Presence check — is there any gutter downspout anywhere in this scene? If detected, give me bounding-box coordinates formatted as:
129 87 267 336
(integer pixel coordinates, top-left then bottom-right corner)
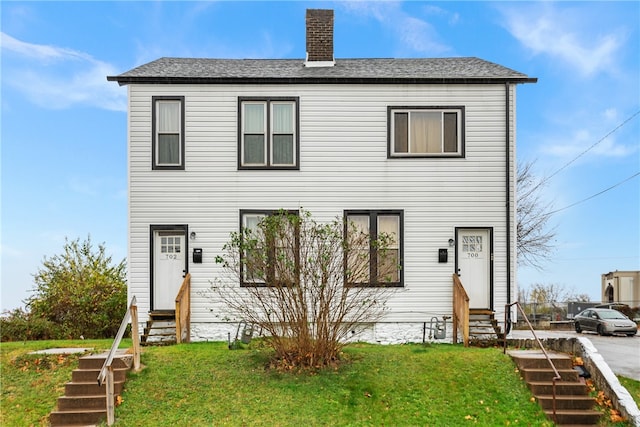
506 82 512 306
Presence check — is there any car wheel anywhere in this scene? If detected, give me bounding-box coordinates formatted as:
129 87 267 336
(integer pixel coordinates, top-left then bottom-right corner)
627 332 637 337
597 325 606 336
575 323 582 333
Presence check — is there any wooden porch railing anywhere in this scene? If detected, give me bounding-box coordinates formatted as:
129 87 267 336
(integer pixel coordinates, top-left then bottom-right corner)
97 296 140 426
452 274 470 347
175 273 191 344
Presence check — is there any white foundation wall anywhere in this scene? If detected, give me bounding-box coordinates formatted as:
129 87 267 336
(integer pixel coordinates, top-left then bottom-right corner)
148 321 457 345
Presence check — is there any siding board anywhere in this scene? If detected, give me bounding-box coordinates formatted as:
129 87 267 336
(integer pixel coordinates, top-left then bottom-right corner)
127 83 516 326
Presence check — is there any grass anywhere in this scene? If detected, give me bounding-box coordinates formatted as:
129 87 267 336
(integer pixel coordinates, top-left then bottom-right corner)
0 339 129 427
618 375 640 406
2 339 637 426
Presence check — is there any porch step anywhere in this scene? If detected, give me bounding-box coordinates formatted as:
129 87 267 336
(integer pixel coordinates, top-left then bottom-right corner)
142 310 177 346
49 350 132 427
468 310 505 345
508 350 601 426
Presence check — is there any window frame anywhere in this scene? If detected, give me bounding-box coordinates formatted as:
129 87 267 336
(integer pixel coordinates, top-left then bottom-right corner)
238 97 300 170
239 209 300 287
387 106 465 158
152 96 185 170
344 210 404 287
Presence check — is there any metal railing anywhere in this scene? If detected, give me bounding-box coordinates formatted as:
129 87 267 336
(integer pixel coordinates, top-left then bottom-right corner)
504 301 561 423
97 296 141 426
175 273 191 344
452 274 470 347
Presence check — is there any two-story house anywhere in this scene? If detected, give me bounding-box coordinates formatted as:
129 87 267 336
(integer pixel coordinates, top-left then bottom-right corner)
108 9 536 344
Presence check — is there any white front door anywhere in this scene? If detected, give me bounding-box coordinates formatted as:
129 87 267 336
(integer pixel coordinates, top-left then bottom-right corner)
153 230 186 310
456 228 491 309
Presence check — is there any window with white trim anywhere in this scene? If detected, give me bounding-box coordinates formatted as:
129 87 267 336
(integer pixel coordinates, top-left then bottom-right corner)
344 210 403 287
239 97 299 169
389 107 464 157
152 96 185 170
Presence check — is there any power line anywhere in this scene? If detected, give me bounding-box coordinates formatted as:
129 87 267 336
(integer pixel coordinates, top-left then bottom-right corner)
542 109 640 185
545 171 640 216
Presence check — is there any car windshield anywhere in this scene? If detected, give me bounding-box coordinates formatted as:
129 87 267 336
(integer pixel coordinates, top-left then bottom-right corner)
598 310 627 320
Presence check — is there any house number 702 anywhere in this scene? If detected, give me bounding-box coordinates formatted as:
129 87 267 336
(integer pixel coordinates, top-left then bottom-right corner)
165 254 177 260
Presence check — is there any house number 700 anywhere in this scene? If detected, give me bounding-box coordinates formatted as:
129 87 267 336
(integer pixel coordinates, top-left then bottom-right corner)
467 252 479 258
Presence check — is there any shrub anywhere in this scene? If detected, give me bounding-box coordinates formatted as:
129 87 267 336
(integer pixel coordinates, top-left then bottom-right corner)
211 210 398 370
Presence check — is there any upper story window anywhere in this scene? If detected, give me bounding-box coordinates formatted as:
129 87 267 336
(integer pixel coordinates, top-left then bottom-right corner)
344 210 403 287
388 106 464 158
239 97 299 170
152 96 185 170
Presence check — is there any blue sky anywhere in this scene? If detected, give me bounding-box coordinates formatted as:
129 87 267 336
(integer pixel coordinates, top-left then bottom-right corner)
1 1 638 312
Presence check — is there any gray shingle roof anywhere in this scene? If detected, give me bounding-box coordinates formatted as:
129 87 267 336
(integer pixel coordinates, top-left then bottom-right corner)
107 57 536 85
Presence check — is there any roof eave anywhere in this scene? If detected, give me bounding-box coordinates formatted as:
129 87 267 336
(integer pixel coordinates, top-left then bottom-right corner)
106 76 538 86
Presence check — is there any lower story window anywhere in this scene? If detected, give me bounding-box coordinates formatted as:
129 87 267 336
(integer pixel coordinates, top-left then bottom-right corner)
240 210 299 286
344 210 403 287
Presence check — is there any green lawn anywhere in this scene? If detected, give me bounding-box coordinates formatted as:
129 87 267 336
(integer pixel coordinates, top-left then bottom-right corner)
3 340 637 426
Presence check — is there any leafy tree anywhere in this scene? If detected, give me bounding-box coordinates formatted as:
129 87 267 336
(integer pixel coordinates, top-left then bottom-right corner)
517 161 557 269
26 236 127 339
211 210 397 370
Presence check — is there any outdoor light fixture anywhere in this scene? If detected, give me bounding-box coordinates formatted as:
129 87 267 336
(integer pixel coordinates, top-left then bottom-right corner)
190 231 196 240
448 238 455 247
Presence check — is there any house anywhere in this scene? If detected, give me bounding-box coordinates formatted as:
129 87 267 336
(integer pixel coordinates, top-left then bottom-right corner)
107 9 536 344
601 271 640 308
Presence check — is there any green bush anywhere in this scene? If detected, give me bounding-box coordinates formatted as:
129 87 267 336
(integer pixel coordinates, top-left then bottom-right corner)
23 236 127 340
0 308 61 341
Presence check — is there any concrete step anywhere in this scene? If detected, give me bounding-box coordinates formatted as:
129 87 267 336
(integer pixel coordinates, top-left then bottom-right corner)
56 395 107 411
508 350 574 370
64 380 124 397
527 381 589 396
72 367 128 383
78 352 132 370
544 409 601 425
521 368 580 382
534 394 596 410
49 408 106 426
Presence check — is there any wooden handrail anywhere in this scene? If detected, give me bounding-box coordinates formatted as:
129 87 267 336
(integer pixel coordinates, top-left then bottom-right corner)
452 274 470 347
175 273 191 344
504 301 561 423
97 295 140 426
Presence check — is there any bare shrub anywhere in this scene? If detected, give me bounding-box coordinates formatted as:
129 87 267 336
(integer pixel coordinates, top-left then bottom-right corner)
210 210 398 369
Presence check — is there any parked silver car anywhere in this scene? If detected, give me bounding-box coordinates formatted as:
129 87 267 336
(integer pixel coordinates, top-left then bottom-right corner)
574 308 638 336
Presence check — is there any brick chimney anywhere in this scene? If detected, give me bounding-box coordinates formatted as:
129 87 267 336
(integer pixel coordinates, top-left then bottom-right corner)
305 9 335 67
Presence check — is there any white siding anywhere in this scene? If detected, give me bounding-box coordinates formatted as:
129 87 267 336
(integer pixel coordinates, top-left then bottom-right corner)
127 83 517 333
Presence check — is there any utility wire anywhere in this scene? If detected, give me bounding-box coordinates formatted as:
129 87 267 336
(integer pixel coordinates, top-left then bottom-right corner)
545 171 640 216
541 109 640 186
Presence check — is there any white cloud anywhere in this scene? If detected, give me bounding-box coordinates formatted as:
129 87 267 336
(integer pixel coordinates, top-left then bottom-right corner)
1 32 127 111
498 4 625 77
340 1 451 55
